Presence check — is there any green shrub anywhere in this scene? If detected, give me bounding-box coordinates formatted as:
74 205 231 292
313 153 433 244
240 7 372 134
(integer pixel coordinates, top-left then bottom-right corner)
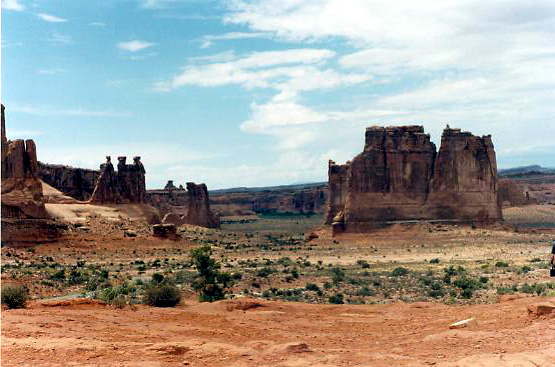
152 273 165 284
1 285 29 309
521 265 532 273
495 261 509 268
331 267 345 284
143 284 181 307
429 258 440 264
454 276 481 298
356 260 370 268
356 286 375 296
190 245 232 302
329 293 344 304
479 276 489 284
391 267 409 277
50 269 66 281
257 267 274 278
305 283 320 291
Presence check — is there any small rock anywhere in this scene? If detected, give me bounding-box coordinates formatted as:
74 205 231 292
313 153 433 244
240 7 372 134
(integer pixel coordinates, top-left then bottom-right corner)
526 302 555 316
449 318 475 329
124 230 137 238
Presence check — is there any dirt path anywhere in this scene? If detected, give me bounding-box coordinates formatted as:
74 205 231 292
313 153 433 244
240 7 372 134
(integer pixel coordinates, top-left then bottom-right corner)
2 296 554 367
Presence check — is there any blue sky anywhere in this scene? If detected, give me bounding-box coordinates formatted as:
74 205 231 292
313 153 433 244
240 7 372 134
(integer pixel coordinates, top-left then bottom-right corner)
2 0 554 189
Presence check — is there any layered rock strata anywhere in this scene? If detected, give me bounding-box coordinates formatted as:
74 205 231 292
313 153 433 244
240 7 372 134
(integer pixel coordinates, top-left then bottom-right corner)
90 156 146 204
329 125 502 233
38 163 100 201
183 182 220 228
1 104 60 243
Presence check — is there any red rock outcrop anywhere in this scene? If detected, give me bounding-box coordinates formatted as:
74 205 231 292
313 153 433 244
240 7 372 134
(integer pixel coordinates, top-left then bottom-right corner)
1 104 60 243
330 125 502 233
38 162 100 201
89 156 146 204
498 179 536 207
184 182 220 228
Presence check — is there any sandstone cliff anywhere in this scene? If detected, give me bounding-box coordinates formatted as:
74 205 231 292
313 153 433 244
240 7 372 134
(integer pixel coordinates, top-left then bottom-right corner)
183 182 220 228
330 125 502 233
90 156 146 204
38 162 100 201
1 104 60 243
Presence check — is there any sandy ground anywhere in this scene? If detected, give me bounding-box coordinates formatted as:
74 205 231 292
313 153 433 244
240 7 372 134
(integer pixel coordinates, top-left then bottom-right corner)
2 296 554 367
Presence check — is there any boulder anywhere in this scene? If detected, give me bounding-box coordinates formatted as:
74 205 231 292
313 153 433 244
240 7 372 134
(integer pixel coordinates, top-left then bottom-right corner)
162 212 184 226
527 302 555 316
152 223 179 240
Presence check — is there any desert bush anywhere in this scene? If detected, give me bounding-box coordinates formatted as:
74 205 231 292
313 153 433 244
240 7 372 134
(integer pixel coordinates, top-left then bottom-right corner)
329 293 344 304
1 285 29 309
357 260 370 268
151 273 165 284
356 286 376 297
50 269 66 281
190 245 232 302
143 284 181 307
391 267 409 277
331 267 345 284
454 276 481 298
257 267 274 278
429 258 440 264
521 265 532 273
305 283 320 291
495 261 509 268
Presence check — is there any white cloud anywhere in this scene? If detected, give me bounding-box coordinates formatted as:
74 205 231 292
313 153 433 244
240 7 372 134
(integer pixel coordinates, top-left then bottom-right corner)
200 31 272 48
37 13 67 23
46 33 72 45
37 68 67 75
155 48 364 92
139 0 179 9
2 0 25 11
90 22 106 27
117 40 156 52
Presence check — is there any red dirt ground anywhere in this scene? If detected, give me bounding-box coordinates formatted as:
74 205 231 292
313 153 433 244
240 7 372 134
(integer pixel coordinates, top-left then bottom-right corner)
2 295 554 367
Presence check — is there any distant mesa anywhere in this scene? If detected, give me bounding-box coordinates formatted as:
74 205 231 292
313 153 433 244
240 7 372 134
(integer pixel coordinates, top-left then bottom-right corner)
326 125 502 233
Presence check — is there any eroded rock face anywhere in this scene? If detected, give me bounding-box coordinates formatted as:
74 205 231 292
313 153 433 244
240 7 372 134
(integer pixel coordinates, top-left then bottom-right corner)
498 179 536 207
184 182 220 228
38 162 100 201
89 155 146 204
1 104 60 243
329 125 502 233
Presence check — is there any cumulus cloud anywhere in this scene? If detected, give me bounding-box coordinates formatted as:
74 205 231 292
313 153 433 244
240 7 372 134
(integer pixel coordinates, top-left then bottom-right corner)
220 0 555 165
117 40 156 52
37 13 67 23
3 0 25 11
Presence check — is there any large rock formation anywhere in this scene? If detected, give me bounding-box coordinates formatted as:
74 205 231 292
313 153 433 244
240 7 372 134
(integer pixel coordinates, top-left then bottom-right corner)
38 162 100 201
498 179 536 207
183 182 220 228
1 104 60 243
329 125 502 233
90 156 146 204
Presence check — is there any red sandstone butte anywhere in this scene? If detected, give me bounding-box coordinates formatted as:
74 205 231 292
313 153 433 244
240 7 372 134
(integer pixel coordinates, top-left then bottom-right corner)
328 125 502 233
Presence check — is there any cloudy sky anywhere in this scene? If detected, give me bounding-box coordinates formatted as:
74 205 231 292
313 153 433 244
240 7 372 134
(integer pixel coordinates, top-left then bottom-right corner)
2 0 554 189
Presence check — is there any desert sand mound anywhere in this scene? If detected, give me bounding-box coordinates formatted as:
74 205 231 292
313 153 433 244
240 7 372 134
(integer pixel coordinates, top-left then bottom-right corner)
41 182 79 204
2 296 554 367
